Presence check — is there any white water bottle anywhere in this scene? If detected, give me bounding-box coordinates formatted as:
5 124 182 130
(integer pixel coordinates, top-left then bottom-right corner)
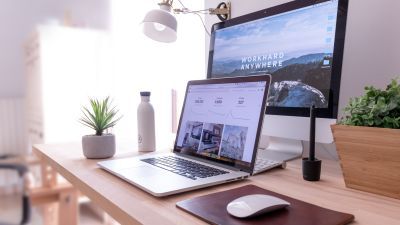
137 91 156 152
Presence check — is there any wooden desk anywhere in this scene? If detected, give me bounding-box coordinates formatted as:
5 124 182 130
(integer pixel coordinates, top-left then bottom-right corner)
33 143 400 225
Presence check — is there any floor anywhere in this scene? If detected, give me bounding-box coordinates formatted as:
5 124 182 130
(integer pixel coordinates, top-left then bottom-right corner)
0 194 116 225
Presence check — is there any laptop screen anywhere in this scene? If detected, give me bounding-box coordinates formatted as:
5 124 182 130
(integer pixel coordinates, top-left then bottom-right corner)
174 76 270 172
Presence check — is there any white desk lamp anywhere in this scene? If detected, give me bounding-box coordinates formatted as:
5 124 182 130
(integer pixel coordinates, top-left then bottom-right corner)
142 0 231 43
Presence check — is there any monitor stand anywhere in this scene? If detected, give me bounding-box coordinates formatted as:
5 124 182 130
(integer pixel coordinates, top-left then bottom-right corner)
257 135 303 162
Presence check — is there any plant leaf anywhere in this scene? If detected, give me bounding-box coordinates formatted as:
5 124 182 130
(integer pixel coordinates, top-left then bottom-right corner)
79 96 122 135
339 78 400 128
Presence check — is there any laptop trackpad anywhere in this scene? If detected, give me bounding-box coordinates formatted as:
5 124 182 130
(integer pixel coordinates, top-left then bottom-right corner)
118 165 191 194
118 165 164 178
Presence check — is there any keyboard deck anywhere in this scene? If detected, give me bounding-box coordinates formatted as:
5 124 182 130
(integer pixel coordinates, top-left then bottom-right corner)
141 156 228 180
253 158 281 173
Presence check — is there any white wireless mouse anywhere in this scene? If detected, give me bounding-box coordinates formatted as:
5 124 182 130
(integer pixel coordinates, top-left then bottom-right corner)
226 194 290 218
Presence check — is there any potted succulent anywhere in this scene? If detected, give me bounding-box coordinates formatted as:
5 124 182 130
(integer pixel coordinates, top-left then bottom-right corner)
331 78 400 199
80 97 122 159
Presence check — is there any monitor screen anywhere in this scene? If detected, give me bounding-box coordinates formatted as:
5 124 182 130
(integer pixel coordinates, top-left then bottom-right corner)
174 76 270 171
207 0 348 118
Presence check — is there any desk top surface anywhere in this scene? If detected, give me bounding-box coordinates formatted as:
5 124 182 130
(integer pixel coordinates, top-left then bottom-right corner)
33 143 400 225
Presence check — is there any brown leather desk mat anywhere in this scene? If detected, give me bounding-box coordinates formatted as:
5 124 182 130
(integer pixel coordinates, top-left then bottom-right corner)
176 185 354 225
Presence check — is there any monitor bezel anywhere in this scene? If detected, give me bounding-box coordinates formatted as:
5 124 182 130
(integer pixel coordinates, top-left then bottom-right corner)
173 75 271 174
207 0 349 119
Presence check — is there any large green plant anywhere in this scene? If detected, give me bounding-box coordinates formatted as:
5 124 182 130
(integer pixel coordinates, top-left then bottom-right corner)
80 97 122 135
340 79 400 128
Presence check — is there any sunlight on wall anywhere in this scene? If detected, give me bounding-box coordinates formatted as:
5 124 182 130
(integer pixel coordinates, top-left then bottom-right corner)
109 0 205 148
38 26 113 143
37 0 205 149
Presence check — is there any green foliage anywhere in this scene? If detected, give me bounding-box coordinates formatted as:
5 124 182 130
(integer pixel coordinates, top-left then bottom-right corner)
79 97 122 135
339 78 400 128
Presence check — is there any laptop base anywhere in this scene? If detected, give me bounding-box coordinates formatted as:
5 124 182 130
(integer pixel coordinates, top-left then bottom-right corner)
252 138 303 175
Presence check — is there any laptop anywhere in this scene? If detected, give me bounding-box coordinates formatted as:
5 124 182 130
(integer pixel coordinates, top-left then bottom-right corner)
98 75 282 197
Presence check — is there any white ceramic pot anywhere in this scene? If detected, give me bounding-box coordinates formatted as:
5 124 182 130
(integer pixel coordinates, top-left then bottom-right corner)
82 134 116 159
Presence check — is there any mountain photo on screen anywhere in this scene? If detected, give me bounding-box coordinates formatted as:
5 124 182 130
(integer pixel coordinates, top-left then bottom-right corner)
211 1 339 108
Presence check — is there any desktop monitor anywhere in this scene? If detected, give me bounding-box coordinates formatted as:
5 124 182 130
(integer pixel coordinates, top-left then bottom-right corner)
207 0 348 156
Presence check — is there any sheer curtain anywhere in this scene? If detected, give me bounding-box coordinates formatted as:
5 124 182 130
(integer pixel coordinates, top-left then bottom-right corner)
37 0 205 149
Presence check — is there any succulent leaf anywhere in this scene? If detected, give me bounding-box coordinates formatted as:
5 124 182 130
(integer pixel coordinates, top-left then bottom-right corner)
79 97 122 135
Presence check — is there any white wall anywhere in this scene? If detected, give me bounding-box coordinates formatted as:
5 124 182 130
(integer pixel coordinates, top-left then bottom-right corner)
0 0 110 97
1 0 205 151
110 0 205 149
339 0 400 113
205 0 400 116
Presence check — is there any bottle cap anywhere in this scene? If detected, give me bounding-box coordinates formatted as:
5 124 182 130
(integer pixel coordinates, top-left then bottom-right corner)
140 91 151 97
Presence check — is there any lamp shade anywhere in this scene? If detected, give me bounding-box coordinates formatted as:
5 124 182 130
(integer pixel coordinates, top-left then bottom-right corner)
142 7 177 43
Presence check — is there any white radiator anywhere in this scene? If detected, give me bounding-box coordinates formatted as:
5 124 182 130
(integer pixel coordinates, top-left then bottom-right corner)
0 98 28 193
0 97 28 155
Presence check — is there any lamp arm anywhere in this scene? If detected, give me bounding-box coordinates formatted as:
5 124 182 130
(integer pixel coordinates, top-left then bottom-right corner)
209 8 229 15
159 0 174 7
173 1 231 21
174 8 208 14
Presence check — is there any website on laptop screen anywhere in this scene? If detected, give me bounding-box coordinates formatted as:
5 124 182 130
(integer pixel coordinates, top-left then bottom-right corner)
175 81 267 167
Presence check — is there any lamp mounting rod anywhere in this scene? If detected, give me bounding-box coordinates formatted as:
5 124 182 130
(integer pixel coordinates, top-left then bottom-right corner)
158 0 174 6
172 1 231 22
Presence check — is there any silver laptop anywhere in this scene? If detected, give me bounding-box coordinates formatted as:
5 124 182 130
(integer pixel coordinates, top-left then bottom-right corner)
98 75 282 197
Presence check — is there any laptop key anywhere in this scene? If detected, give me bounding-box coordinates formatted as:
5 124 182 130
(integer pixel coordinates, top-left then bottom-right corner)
153 163 174 171
141 156 229 179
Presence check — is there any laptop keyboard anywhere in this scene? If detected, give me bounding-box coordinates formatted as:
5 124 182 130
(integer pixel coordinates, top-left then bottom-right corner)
141 156 229 180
